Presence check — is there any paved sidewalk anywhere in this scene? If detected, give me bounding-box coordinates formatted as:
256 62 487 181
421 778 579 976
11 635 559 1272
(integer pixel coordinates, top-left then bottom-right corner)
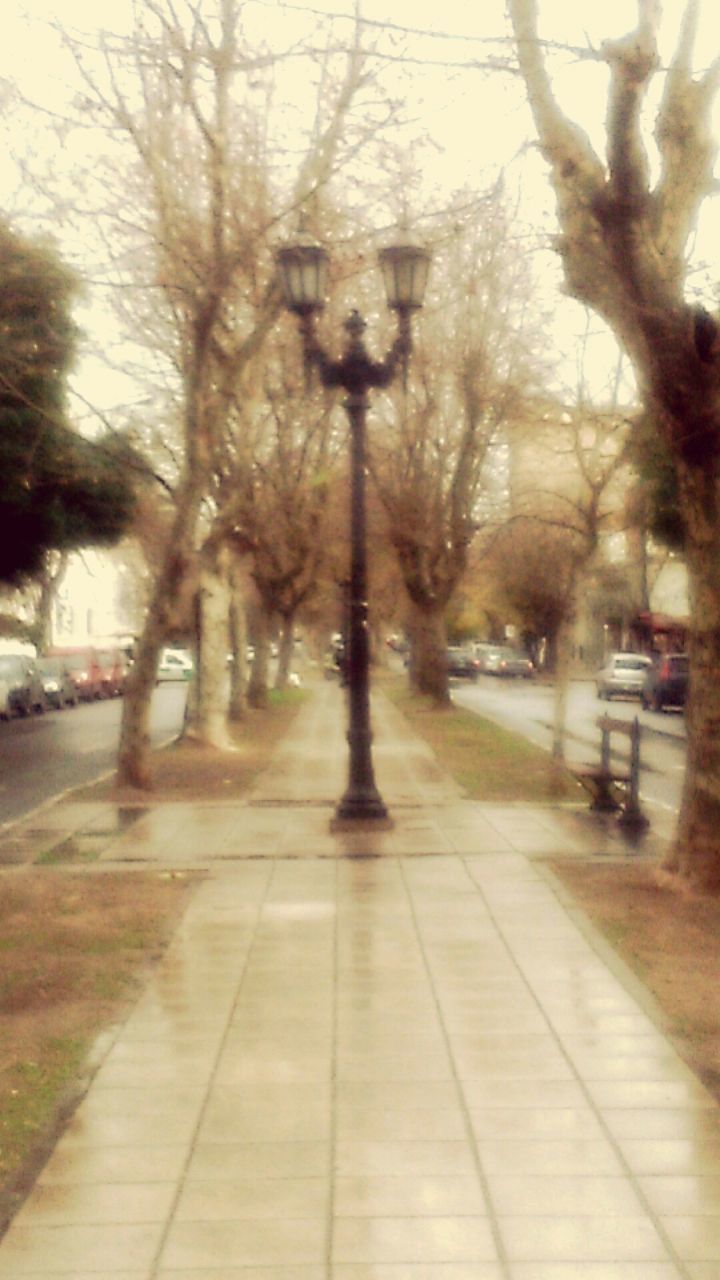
2 683 719 1277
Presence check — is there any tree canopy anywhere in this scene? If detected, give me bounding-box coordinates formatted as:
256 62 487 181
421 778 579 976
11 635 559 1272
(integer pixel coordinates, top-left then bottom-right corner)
0 221 134 585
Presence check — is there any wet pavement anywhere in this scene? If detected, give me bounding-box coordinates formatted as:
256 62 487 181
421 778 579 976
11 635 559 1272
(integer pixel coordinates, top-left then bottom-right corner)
2 682 719 1278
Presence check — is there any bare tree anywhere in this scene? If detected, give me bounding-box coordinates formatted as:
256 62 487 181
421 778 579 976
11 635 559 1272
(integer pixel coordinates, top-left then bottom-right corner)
507 397 634 755
55 0 378 783
508 0 720 890
372 196 543 703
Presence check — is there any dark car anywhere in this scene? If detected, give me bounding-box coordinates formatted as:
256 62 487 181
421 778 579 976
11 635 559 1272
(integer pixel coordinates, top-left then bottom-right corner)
0 654 47 716
37 657 79 709
446 647 480 680
641 652 689 711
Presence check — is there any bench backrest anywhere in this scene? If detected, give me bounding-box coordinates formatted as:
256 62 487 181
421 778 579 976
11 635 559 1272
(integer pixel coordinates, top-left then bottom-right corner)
596 714 639 737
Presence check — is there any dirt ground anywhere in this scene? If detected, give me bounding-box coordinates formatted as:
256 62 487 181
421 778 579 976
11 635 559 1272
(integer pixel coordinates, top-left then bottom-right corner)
548 858 720 1102
0 870 195 1228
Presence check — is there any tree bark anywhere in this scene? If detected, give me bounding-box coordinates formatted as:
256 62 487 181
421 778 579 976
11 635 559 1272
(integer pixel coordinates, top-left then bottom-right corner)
227 562 248 723
191 541 232 748
118 480 204 787
275 612 295 690
407 601 450 705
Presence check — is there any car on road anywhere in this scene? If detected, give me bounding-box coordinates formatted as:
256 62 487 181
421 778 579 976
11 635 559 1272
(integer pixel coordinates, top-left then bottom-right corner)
482 646 534 678
446 647 480 680
37 657 79 709
641 652 689 712
0 654 47 716
596 651 652 700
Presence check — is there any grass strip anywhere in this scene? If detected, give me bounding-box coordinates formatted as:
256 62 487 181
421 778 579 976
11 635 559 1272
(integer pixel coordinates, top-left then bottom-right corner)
385 678 584 803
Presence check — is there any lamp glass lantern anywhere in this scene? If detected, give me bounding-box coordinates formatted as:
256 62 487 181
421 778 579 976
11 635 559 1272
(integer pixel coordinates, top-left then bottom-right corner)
276 239 329 314
378 242 431 310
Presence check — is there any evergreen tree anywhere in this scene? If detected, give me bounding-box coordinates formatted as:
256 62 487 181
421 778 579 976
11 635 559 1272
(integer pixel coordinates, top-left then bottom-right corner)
0 220 133 584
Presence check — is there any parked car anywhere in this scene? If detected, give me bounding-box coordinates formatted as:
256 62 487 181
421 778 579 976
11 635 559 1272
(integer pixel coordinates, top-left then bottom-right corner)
37 656 78 709
641 652 689 711
45 647 104 701
596 651 652 700
0 654 47 716
157 647 194 681
446 647 480 680
482 646 534 678
472 642 500 670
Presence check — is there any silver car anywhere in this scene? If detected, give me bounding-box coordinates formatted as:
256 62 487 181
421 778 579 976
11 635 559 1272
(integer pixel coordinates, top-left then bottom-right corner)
596 652 652 700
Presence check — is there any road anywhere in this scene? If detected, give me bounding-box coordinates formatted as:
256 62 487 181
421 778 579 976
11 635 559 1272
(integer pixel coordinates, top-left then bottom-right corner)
452 675 687 836
0 683 188 829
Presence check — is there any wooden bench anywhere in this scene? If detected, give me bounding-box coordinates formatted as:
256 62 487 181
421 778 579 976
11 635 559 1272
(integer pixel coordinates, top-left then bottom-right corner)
572 714 648 831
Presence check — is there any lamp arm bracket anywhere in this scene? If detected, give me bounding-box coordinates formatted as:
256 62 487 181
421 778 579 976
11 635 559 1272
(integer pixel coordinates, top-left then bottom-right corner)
298 312 343 388
370 308 412 390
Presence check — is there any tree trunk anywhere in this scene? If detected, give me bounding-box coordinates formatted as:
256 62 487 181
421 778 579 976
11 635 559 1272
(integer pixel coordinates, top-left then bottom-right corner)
663 501 720 890
118 482 203 787
33 552 68 652
407 601 450 705
227 563 248 723
190 541 231 748
247 600 271 709
274 613 295 690
551 614 574 762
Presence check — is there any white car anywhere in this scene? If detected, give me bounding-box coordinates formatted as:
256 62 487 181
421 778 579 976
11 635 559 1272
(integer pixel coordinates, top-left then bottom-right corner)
157 648 194 681
596 652 652 700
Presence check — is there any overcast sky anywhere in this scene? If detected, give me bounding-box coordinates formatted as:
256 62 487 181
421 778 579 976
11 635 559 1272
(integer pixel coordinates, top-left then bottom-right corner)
1 0 718 409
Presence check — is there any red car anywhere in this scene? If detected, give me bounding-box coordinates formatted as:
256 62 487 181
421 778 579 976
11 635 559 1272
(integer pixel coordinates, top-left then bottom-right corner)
45 647 103 701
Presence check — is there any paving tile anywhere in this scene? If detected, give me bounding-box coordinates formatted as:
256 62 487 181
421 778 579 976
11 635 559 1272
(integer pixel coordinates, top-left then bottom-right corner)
508 1266 686 1279
334 1141 477 1177
468 1107 605 1140
0 1223 162 1274
175 1176 328 1220
12 1182 176 1225
602 1108 720 1141
186 1141 330 1180
197 1095 331 1143
332 1216 498 1264
38 1144 190 1185
638 1175 720 1216
159 1219 326 1268
332 1268 504 1280
498 1215 671 1262
617 1138 720 1175
336 1107 467 1142
157 1270 326 1280
478 1139 625 1177
334 1175 488 1217
0 1274 152 1280
587 1079 716 1109
488 1174 645 1216
659 1214 720 1260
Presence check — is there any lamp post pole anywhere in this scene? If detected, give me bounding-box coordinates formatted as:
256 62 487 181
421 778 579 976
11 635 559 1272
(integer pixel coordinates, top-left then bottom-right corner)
277 239 429 824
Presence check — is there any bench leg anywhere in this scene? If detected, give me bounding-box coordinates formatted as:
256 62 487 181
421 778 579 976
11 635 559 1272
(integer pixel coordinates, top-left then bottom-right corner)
589 779 621 813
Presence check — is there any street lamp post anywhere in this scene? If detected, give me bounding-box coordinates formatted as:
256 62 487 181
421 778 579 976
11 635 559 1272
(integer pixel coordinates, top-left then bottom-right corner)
277 235 430 823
